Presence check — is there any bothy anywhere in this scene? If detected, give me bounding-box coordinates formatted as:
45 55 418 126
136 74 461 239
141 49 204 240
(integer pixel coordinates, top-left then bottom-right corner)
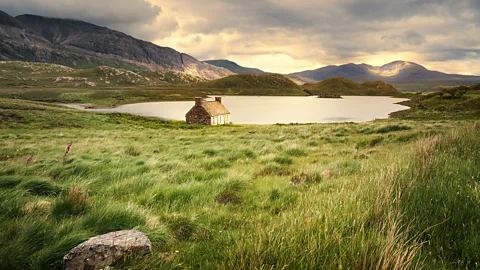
186 97 231 125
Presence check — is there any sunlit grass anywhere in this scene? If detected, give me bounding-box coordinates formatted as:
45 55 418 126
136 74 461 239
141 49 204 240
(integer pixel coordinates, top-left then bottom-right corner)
0 98 478 269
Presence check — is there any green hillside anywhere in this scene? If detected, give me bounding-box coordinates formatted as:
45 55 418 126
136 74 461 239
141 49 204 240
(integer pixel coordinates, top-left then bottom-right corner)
360 81 399 94
0 61 205 88
392 88 480 119
303 77 399 96
192 73 300 90
204 60 264 74
185 73 307 96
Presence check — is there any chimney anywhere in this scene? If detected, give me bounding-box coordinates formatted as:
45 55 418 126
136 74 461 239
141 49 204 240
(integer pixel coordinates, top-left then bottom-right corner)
215 97 222 103
195 97 203 106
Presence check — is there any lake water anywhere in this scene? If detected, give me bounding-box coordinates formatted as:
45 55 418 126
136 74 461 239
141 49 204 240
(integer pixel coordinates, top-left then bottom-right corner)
64 96 409 124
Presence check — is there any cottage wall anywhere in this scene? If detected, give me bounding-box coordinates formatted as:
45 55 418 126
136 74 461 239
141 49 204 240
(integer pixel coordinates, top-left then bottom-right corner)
186 106 212 125
209 114 231 125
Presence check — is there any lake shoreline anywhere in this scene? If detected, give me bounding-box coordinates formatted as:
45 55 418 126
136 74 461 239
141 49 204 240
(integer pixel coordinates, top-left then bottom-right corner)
61 95 410 125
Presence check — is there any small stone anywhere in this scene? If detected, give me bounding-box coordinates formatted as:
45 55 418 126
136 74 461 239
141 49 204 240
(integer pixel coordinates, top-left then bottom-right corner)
63 230 152 270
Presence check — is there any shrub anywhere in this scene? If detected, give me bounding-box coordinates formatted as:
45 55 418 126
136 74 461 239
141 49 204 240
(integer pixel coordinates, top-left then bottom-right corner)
202 149 219 157
52 185 88 218
375 125 412 134
0 175 24 189
167 216 197 241
307 141 319 147
285 148 308 157
215 190 242 205
166 189 193 208
259 163 293 177
337 161 361 175
356 137 384 149
82 206 145 234
125 145 141 156
273 156 293 165
290 172 322 185
202 158 231 170
268 189 281 201
227 149 257 161
174 169 227 183
19 178 63 196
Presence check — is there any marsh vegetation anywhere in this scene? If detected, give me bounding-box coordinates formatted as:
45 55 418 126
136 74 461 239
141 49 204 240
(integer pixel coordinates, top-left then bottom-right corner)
1 98 479 269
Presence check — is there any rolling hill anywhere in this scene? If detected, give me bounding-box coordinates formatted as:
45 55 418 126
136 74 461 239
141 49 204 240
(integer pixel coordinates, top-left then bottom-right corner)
303 77 399 96
204 60 265 74
291 61 480 91
0 61 205 88
0 10 232 80
192 73 300 90
187 73 307 96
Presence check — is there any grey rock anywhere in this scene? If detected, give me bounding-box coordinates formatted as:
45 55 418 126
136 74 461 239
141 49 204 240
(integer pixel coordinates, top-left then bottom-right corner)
63 230 152 270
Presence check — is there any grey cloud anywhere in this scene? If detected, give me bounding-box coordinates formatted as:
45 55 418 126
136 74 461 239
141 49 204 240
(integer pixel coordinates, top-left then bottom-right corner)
174 0 480 64
425 49 480 61
0 0 177 40
1 0 480 70
382 30 426 46
1 0 161 25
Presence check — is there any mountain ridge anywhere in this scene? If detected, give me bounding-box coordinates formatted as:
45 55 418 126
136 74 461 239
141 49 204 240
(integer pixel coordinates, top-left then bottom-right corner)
0 10 233 80
203 59 265 74
290 61 480 86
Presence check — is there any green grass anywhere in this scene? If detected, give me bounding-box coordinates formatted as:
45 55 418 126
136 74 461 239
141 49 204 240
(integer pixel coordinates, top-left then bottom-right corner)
392 90 480 120
0 61 204 89
0 98 479 269
303 77 400 96
0 62 307 108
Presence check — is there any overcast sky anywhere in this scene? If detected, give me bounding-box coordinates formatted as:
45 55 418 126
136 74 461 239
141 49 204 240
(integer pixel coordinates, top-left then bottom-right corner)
2 0 480 74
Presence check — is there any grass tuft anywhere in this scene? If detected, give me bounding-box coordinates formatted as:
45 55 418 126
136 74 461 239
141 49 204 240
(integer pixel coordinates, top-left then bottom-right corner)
125 145 141 157
19 178 63 196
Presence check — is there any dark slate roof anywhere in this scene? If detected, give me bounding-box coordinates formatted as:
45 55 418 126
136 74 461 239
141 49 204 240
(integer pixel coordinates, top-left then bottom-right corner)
201 101 230 116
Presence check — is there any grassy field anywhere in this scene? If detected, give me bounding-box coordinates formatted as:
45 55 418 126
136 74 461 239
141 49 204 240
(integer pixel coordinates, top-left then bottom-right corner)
0 86 308 108
1 98 479 269
392 90 480 120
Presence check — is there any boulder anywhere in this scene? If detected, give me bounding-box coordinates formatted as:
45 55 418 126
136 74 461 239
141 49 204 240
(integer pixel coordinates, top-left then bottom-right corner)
63 230 151 270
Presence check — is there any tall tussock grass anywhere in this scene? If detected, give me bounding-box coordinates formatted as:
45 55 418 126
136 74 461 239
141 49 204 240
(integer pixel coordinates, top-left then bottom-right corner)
222 122 479 269
395 122 480 268
2 101 479 269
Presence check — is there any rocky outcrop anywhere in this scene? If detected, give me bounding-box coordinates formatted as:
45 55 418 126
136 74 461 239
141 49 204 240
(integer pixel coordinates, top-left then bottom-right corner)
63 230 152 270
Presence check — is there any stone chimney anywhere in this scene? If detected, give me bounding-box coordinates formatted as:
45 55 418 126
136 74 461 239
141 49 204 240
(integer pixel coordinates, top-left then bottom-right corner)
215 97 222 103
195 97 203 106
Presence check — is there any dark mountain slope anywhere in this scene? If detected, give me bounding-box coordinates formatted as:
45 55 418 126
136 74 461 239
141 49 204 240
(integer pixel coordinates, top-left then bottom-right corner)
0 10 232 79
204 59 265 74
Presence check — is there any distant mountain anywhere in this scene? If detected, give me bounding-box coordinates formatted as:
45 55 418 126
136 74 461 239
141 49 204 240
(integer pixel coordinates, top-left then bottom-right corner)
303 77 399 96
291 61 480 89
0 10 233 80
204 59 265 74
286 74 319 85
